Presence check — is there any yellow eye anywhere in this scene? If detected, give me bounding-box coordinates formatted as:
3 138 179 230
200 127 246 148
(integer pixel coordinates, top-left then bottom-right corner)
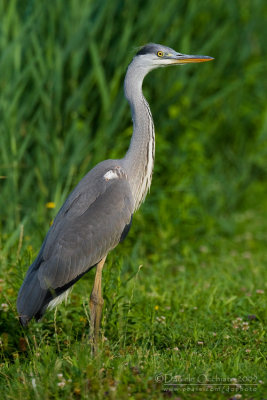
157 51 164 57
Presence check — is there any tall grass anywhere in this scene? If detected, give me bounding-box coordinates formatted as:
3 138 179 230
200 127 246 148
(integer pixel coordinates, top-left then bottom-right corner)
1 0 267 243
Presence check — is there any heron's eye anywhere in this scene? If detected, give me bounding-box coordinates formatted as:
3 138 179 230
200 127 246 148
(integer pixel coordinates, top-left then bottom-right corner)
157 51 164 57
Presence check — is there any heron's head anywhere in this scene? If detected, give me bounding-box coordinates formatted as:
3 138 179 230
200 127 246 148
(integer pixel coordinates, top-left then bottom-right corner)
134 43 213 70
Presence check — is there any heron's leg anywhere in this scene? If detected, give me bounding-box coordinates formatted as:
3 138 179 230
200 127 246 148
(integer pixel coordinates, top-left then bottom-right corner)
89 256 106 352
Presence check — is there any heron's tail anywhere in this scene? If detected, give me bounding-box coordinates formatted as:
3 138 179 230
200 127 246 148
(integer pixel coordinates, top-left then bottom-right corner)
17 267 48 327
17 258 96 326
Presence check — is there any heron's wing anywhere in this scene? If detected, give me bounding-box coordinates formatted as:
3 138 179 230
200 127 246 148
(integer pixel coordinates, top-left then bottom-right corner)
38 171 133 290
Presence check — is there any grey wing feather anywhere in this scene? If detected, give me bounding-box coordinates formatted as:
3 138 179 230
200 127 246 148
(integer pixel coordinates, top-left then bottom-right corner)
17 160 134 323
39 176 133 289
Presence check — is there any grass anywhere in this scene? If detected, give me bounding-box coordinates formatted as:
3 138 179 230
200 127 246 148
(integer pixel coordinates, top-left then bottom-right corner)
1 206 267 399
1 0 267 399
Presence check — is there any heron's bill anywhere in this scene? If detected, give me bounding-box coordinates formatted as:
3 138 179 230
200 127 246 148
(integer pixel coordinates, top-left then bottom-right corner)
171 55 214 64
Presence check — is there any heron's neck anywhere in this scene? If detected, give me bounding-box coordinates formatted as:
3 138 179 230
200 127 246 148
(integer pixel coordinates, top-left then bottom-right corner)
122 62 155 210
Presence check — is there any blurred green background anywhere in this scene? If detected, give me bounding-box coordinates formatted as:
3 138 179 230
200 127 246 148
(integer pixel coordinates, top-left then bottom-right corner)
1 0 267 247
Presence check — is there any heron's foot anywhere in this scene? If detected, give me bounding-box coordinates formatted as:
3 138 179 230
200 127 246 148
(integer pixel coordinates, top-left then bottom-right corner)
89 292 104 353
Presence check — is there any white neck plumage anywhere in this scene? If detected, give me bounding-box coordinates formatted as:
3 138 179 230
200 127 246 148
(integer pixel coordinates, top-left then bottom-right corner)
122 60 155 210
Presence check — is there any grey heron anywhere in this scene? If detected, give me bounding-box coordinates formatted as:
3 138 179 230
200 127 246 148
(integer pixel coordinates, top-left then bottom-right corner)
17 43 213 347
